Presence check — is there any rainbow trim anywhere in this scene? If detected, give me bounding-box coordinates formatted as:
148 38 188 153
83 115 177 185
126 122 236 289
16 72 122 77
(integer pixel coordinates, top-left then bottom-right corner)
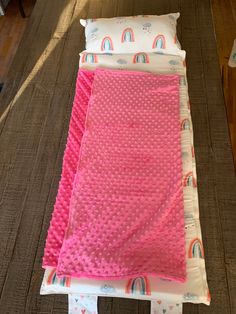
174 34 177 44
207 289 211 302
101 36 114 51
191 146 195 158
183 171 197 187
188 238 204 258
152 35 166 49
121 28 135 42
47 269 71 287
181 118 191 130
133 52 150 64
125 276 151 295
81 53 98 63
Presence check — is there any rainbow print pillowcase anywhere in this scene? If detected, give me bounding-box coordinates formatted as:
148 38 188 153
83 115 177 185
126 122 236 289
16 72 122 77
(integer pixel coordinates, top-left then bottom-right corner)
80 13 183 56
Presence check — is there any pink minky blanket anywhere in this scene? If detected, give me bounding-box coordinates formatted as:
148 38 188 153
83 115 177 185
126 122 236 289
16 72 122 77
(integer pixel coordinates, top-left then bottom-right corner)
43 69 186 282
43 70 94 267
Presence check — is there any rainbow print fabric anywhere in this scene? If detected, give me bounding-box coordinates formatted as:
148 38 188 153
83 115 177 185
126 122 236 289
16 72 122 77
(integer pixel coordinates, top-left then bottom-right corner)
121 27 135 42
67 294 183 314
125 276 151 296
101 36 114 51
80 13 183 56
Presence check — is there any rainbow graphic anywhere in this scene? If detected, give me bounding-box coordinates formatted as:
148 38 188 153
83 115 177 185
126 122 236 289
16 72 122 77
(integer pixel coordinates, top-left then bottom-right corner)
191 146 195 158
133 52 150 63
183 171 197 187
81 53 98 63
125 276 151 295
101 36 114 51
207 289 211 302
121 28 135 42
152 35 166 49
47 269 71 287
174 34 177 44
181 118 191 130
188 238 204 258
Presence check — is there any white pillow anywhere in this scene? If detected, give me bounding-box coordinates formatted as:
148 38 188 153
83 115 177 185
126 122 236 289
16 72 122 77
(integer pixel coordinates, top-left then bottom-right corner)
80 13 181 55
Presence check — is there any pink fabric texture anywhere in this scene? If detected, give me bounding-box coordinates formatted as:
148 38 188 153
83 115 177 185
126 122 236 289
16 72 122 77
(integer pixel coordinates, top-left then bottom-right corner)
43 69 186 282
43 70 94 267
48 68 186 282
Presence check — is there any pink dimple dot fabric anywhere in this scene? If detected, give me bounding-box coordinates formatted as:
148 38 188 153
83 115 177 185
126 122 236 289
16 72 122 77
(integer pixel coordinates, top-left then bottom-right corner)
43 70 94 267
55 69 186 282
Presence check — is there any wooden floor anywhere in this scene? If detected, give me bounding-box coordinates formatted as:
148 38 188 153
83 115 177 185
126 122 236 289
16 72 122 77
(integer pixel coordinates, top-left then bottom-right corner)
0 0 35 83
0 0 236 313
211 0 236 167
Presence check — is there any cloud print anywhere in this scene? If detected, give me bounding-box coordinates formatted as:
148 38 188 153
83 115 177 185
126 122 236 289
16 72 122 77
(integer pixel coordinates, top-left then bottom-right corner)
143 22 152 28
91 27 98 33
117 59 128 64
169 59 179 65
100 284 115 293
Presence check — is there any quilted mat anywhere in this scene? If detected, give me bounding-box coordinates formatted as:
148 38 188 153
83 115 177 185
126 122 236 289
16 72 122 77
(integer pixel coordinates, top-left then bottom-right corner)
43 69 186 282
